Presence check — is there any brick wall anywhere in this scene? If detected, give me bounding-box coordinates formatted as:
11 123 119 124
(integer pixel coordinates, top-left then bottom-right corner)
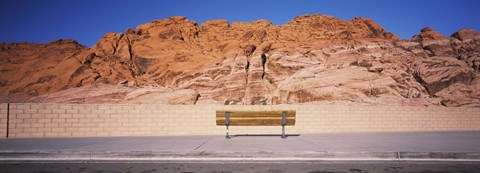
0 103 479 138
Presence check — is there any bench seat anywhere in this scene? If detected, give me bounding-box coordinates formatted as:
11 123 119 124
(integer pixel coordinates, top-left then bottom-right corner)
216 110 296 139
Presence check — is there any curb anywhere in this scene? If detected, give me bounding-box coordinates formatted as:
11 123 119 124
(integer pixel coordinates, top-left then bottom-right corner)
1 151 480 162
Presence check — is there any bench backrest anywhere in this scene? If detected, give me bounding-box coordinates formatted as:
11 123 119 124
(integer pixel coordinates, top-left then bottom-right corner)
216 110 296 126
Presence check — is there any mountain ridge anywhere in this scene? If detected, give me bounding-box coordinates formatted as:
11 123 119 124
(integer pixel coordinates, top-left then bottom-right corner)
1 14 479 106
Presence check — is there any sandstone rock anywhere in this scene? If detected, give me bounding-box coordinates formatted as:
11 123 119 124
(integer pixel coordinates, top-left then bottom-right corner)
413 56 474 95
29 84 135 104
451 34 480 72
414 27 446 41
395 41 428 57
123 89 199 104
451 29 479 41
368 61 384 73
2 15 480 106
434 77 480 107
412 27 455 57
0 40 95 102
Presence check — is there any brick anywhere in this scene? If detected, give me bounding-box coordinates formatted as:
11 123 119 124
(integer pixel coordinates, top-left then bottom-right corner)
10 109 24 114
114 105 126 111
31 124 45 128
140 109 152 114
98 114 111 119
24 109 38 114
134 114 147 118
91 127 103 132
58 105 72 110
116 118 128 123
15 123 31 128
37 128 51 133
128 118 140 123
72 105 86 110
79 119 92 123
15 104 31 109
9 128 24 133
31 114 45 119
92 110 104 114
51 128 65 133
64 127 78 132
66 109 78 114
66 119 79 123
10 119 23 124
44 104 59 109
98 123 110 127
83 104 97 110
38 119 52 123
152 110 164 114
38 109 52 114
15 114 31 119
30 104 45 110
45 114 59 119
85 114 99 119
24 118 37 123
71 123 84 128
104 118 117 123
29 133 44 137
79 109 92 114
52 119 66 123
135 105 148 110
122 105 135 110
104 109 117 114
72 114 86 119
116 109 129 114
15 133 33 137
45 123 59 128
78 127 91 132
51 109 65 114
59 114 72 119
92 118 105 123
128 109 141 114
59 123 73 128
98 105 111 110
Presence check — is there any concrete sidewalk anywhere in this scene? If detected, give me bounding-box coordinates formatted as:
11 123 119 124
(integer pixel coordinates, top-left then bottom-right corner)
1 131 480 161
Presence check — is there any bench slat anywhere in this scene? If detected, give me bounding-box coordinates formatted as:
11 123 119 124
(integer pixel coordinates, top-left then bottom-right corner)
216 119 295 126
216 110 295 117
215 110 296 126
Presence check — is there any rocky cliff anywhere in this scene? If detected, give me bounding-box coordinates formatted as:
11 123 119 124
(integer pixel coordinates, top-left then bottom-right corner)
1 14 479 106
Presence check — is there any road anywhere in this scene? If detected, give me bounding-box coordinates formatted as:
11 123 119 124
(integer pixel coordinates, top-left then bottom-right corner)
1 161 480 173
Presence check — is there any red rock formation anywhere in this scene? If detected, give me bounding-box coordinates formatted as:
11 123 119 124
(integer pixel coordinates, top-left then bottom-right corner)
1 14 479 106
0 39 97 102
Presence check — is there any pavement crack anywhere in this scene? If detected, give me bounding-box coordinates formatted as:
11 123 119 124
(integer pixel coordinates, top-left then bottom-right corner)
67 138 121 150
194 138 211 150
297 136 324 149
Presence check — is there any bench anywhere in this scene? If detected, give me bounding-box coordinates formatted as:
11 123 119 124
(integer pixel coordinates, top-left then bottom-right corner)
216 110 296 139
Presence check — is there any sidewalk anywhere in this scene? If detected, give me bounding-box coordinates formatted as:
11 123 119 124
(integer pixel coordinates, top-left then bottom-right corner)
1 131 480 161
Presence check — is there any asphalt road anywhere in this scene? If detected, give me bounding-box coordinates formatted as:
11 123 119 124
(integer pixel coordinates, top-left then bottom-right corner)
1 161 480 173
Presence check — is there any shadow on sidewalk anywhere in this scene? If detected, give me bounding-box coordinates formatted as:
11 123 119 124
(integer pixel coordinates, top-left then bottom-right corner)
227 134 301 139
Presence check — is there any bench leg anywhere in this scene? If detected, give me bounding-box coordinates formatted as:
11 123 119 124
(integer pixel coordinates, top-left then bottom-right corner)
281 111 287 139
226 125 230 139
225 111 230 139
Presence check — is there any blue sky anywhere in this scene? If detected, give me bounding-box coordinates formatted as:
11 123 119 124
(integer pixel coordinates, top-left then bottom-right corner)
1 0 479 47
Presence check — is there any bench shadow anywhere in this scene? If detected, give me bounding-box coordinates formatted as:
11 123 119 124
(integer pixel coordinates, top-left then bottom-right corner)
228 134 301 139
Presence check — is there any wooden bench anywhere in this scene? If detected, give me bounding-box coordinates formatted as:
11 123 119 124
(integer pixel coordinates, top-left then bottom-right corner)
216 110 296 139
